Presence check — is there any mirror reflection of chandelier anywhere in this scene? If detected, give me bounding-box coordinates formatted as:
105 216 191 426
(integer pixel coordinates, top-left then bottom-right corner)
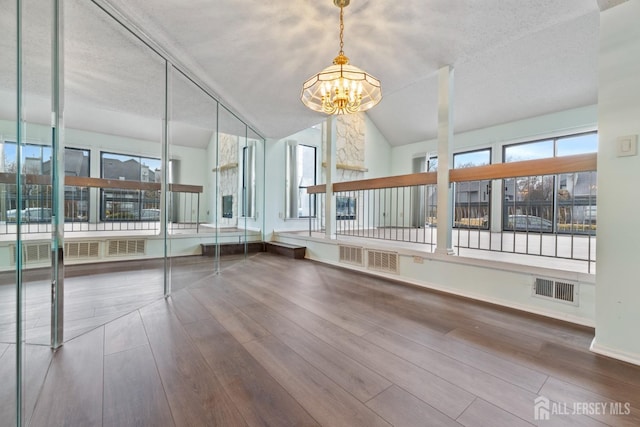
301 0 382 115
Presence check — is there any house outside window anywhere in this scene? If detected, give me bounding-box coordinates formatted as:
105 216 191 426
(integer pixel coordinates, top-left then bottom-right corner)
453 148 491 229
100 152 161 221
502 132 597 234
1 142 89 222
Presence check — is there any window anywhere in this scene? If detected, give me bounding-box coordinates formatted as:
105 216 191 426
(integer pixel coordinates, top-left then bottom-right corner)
427 154 438 172
453 148 491 229
502 132 597 234
61 148 91 221
556 133 598 157
336 196 356 220
0 142 90 222
241 144 255 217
1 142 52 221
285 143 317 218
100 152 161 221
503 140 554 163
453 149 490 168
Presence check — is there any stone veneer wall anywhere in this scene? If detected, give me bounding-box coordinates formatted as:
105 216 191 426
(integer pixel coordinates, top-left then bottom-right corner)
335 113 365 182
332 114 366 227
218 133 238 226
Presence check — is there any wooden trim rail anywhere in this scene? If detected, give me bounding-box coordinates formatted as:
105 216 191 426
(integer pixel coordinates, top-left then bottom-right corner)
334 172 438 192
306 172 437 194
307 184 327 194
0 173 203 193
306 153 597 194
449 153 597 183
0 172 51 186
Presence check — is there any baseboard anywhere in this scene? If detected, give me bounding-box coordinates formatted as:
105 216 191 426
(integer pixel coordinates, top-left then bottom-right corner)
590 338 640 366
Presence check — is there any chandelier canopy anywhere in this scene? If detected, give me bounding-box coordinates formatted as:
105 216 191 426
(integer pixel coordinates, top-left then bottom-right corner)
301 0 382 115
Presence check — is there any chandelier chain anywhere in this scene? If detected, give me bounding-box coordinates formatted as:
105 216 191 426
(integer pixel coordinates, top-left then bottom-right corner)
339 6 344 56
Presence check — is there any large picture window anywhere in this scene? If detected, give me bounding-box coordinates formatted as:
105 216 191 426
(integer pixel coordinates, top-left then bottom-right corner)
59 148 91 221
0 142 89 222
502 132 597 234
100 152 161 221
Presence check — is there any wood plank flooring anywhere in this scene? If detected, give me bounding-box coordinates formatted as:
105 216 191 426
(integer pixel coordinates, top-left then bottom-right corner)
5 253 640 426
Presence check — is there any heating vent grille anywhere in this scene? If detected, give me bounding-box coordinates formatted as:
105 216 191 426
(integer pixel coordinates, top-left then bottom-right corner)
534 277 578 305
367 250 398 273
10 243 51 265
554 281 576 303
107 239 145 256
65 241 100 259
339 245 363 265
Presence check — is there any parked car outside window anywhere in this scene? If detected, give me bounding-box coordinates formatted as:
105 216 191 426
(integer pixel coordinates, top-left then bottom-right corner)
141 208 160 221
507 214 553 232
5 207 52 223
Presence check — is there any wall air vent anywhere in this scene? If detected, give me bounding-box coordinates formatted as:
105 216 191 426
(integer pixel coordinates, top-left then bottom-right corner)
10 243 51 265
533 277 578 305
367 250 398 274
107 239 146 257
65 241 100 260
339 245 363 266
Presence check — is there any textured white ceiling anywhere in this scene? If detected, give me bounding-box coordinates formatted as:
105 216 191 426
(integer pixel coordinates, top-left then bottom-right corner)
101 0 601 146
1 0 603 147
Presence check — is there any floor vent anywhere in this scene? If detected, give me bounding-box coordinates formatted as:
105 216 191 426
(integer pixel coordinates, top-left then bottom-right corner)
533 277 578 305
367 250 398 273
107 239 146 257
10 243 51 265
65 241 100 260
339 245 363 265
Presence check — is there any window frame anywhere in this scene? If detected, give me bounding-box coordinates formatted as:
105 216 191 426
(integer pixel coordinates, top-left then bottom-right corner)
285 143 317 219
501 131 598 234
99 151 162 221
453 148 492 230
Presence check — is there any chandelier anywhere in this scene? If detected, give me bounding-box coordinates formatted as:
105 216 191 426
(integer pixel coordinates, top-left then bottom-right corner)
301 0 382 115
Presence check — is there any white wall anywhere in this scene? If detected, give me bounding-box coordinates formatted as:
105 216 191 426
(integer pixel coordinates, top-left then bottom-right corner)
364 114 392 178
263 126 323 240
593 0 640 365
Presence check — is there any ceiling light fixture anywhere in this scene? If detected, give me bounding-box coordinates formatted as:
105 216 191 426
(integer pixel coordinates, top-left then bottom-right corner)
301 0 382 115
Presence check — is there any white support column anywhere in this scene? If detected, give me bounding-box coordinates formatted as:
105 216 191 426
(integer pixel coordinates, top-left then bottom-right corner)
324 117 337 239
592 0 640 366
435 65 455 255
490 147 502 233
162 61 172 295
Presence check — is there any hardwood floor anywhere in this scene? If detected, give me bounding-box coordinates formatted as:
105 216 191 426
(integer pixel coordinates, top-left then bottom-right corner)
5 253 640 426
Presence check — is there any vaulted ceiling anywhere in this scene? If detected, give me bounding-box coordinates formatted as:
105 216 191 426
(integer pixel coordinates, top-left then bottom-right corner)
1 1 604 147
103 0 601 146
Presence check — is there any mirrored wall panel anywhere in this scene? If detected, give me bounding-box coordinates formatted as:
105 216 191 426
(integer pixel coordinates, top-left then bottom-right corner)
62 0 167 340
0 0 19 422
0 1 265 423
168 66 218 288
